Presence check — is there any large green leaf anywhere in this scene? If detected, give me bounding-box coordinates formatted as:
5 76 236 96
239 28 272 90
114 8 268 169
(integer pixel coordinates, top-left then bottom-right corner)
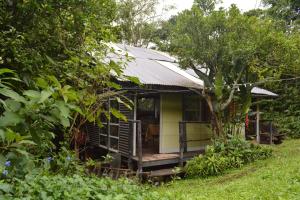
23 90 41 100
47 75 61 89
0 68 14 76
0 88 26 103
56 101 70 118
106 82 122 90
60 86 78 102
59 116 70 127
126 76 141 85
36 77 49 89
0 182 13 193
67 104 83 115
110 108 127 122
4 99 21 112
0 111 22 127
4 129 17 143
0 129 5 141
116 97 132 110
39 90 53 103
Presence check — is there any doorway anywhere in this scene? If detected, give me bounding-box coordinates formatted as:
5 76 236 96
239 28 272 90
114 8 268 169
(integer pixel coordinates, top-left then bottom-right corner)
137 94 160 154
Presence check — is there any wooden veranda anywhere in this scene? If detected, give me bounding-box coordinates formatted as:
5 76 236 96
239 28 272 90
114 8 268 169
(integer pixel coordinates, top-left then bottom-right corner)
126 120 209 174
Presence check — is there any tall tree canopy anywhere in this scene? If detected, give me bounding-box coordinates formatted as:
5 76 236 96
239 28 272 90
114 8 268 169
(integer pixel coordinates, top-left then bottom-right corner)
0 0 118 86
116 0 174 47
0 0 129 159
169 4 299 138
263 0 300 27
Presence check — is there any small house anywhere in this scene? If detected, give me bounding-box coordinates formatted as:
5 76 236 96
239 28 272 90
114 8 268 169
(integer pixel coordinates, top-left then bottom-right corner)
85 44 277 172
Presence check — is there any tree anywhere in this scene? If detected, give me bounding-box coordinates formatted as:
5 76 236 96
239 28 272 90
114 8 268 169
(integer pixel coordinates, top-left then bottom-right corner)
0 0 129 158
169 4 298 139
263 0 300 24
116 0 174 47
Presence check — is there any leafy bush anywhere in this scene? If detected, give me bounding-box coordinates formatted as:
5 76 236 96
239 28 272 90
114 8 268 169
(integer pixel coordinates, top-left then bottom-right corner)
0 174 163 200
185 137 272 178
39 146 84 176
273 115 300 139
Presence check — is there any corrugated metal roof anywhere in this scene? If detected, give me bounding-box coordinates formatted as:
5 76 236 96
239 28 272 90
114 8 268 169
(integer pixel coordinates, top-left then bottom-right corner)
251 87 278 97
112 44 277 96
115 44 203 89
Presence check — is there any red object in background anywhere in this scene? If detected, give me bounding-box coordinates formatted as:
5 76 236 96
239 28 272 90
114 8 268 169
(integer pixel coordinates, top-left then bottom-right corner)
245 113 249 129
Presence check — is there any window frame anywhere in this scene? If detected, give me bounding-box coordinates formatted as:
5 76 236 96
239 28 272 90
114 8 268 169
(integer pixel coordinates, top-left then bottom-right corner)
182 94 207 122
99 98 120 152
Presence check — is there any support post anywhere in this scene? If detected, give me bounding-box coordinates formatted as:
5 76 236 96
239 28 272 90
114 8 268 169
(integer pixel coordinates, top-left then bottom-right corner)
179 122 184 167
256 105 260 144
133 94 137 156
183 123 187 153
137 120 143 175
270 121 273 145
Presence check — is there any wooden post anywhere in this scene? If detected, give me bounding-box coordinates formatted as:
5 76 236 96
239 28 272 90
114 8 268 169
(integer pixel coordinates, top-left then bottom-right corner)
270 121 273 145
137 120 143 174
179 122 184 167
107 99 111 150
183 123 187 153
133 94 137 156
256 104 260 144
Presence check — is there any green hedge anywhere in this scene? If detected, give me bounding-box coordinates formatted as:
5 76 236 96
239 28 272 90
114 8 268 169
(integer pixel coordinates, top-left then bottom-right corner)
185 137 272 178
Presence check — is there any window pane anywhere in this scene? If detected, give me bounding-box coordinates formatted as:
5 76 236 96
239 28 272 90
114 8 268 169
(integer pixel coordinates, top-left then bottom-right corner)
99 102 108 122
110 125 119 137
110 100 119 123
184 96 200 110
100 112 108 123
100 135 108 146
110 138 118 150
184 111 200 121
183 94 201 121
100 125 108 136
138 98 154 112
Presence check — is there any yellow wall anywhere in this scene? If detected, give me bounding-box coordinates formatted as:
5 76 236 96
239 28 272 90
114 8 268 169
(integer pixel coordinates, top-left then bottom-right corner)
160 93 212 153
160 93 182 153
186 123 212 150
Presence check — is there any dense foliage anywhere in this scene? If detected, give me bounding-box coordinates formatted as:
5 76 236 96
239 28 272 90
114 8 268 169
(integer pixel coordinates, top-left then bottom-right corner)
0 0 299 199
0 175 162 200
185 136 272 177
0 0 129 172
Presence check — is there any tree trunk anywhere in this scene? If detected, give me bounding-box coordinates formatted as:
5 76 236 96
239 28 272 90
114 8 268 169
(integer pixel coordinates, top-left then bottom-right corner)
204 95 224 139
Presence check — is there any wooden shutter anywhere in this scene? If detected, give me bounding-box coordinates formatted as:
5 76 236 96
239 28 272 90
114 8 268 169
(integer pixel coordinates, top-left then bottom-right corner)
85 122 100 147
119 95 134 157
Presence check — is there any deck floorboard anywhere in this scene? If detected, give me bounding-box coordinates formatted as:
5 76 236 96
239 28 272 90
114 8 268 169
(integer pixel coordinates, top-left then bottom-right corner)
132 150 204 163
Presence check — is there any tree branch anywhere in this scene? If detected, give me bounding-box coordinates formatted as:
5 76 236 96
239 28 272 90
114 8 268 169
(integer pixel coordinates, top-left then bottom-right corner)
191 65 213 88
220 66 246 110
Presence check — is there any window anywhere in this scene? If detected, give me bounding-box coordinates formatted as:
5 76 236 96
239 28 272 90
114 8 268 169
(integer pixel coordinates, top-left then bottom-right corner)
183 95 210 122
183 95 201 121
99 99 119 152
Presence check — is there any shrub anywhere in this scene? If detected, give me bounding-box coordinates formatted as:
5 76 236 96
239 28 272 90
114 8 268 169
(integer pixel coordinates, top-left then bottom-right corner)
185 136 272 178
39 146 84 176
0 174 163 200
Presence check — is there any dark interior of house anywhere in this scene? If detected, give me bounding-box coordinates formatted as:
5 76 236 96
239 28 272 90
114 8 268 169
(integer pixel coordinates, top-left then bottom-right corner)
137 94 160 154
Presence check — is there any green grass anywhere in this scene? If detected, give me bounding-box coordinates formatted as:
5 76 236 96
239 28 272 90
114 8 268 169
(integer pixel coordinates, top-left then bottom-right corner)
154 139 300 200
